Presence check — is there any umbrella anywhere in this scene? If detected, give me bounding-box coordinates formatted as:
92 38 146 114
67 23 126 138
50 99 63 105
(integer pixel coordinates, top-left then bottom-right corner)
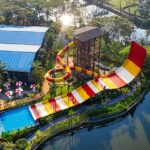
15 87 23 96
16 81 23 87
3 83 10 90
30 84 36 92
5 91 13 99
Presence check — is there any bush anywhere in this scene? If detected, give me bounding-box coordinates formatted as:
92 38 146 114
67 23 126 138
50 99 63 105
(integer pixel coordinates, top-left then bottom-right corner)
2 142 15 150
15 138 28 150
2 132 12 142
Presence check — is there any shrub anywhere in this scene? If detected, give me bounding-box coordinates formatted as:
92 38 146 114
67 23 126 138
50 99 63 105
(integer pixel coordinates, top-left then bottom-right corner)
15 138 28 150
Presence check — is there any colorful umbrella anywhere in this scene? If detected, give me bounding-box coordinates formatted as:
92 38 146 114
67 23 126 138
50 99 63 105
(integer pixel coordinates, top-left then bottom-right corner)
3 83 10 90
16 81 23 87
15 87 23 96
5 91 13 99
30 84 36 92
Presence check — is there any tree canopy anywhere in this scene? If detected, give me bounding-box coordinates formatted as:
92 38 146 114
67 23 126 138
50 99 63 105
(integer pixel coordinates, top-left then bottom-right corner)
0 61 8 88
90 16 133 44
138 0 150 18
0 0 81 26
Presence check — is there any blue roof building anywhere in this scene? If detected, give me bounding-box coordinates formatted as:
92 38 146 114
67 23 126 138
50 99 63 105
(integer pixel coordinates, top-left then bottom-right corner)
0 26 49 72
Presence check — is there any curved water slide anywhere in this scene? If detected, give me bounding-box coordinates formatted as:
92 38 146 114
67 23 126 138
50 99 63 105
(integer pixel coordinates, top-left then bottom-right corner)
45 41 108 83
29 41 146 120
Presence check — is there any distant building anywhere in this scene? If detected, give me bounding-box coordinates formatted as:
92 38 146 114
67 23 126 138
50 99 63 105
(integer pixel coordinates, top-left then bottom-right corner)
0 25 49 81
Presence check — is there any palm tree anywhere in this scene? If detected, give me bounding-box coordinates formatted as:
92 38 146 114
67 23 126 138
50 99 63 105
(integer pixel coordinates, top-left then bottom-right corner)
31 60 44 84
0 61 8 88
32 60 42 69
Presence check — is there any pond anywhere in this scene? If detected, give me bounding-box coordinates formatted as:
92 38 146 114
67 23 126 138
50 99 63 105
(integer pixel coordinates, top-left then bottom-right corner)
40 90 150 150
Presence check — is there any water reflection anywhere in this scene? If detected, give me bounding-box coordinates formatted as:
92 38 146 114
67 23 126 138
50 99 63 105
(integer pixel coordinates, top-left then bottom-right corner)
40 92 150 150
131 27 150 41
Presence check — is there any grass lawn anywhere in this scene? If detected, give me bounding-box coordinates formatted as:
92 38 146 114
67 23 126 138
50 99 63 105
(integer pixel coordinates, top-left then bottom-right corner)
109 0 128 8
108 0 139 14
120 45 150 56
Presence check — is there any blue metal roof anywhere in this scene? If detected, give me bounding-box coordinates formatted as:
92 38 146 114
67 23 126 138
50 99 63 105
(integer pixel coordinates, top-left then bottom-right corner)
0 51 36 72
0 26 49 72
0 30 46 45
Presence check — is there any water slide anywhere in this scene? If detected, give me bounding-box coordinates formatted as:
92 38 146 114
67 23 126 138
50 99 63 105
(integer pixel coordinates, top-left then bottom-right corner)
29 41 146 120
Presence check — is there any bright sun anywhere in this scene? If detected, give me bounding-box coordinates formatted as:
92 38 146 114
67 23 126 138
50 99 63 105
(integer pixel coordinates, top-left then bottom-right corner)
60 14 74 27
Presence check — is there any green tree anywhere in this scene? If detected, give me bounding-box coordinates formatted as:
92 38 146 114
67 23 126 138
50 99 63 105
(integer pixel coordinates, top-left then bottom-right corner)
138 0 150 18
2 132 12 142
2 142 15 150
0 61 8 88
90 16 133 50
0 0 45 25
0 0 82 26
35 130 43 138
31 60 44 84
0 15 5 23
42 0 66 22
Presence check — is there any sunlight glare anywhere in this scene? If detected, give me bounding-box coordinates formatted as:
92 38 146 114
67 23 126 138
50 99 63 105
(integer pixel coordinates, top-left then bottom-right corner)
60 14 74 27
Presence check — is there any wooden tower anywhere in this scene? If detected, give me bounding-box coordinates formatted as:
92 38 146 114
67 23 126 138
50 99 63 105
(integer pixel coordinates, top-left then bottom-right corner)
73 26 102 73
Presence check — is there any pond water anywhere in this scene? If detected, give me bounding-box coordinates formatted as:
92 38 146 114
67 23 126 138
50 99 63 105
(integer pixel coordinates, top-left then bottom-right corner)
40 90 150 150
131 27 150 41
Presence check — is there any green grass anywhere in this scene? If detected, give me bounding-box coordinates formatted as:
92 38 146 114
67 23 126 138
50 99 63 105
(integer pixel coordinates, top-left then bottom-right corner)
50 84 75 98
119 45 130 55
108 0 139 15
119 45 150 57
145 46 150 55
41 93 51 100
109 0 127 8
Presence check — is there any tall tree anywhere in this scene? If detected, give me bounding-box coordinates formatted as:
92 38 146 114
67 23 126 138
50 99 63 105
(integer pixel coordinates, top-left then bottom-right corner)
138 0 150 18
90 16 133 49
0 61 8 88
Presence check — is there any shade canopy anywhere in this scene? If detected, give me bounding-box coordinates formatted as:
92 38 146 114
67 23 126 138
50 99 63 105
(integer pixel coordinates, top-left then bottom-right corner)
74 26 102 42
